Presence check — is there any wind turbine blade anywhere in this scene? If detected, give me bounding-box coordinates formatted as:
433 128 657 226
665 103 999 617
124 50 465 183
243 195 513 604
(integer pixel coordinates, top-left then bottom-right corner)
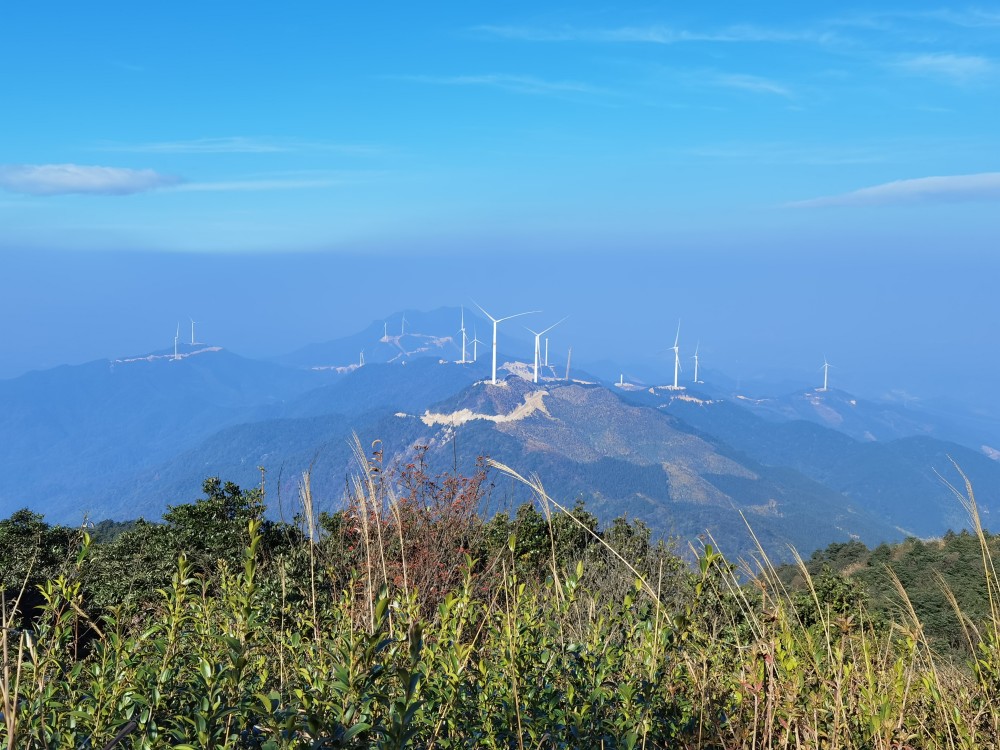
472 301 498 323
674 320 681 348
539 316 568 337
497 310 540 323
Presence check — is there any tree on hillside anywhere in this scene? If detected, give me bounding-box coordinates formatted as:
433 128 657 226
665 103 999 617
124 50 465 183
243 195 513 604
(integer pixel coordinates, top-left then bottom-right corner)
0 509 77 592
162 476 267 573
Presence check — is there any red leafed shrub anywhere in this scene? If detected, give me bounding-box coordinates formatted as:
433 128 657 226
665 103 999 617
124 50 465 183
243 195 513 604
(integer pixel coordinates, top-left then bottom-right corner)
332 444 492 615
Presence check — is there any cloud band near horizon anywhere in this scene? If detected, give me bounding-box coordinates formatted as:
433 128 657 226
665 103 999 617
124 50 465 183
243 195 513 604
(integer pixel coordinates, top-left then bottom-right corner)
791 172 1000 207
0 164 179 196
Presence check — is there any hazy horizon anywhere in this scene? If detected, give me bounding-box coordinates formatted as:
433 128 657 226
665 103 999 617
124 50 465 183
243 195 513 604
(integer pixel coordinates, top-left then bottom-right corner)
2 3 997 411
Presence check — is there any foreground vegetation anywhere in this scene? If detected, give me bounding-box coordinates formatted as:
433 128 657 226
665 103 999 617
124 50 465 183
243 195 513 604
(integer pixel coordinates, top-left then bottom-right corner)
3 448 1000 748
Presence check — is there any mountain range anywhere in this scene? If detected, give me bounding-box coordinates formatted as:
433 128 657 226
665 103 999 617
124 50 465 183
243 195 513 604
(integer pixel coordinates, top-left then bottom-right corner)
2 306 997 561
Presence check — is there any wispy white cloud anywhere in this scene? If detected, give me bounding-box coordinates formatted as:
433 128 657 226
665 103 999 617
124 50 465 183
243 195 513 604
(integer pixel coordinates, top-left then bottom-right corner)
710 73 793 97
790 172 1000 208
931 8 1000 28
96 136 380 155
480 17 1000 88
831 8 1000 30
171 178 350 192
892 53 996 83
397 73 605 96
475 23 835 45
685 142 886 165
0 164 179 196
105 137 286 154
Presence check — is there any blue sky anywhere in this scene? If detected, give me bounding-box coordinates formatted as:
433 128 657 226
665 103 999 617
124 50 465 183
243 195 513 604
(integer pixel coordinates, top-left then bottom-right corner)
1 3 999 405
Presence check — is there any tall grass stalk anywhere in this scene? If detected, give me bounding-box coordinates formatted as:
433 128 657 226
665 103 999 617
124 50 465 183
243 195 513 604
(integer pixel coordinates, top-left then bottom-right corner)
487 459 662 608
298 471 320 643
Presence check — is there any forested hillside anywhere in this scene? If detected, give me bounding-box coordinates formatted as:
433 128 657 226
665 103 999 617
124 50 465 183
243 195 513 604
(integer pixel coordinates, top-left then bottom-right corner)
3 461 1000 748
778 525 1000 656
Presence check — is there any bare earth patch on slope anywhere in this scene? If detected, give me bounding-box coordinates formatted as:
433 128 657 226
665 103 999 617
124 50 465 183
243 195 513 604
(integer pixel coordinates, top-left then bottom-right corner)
420 389 551 427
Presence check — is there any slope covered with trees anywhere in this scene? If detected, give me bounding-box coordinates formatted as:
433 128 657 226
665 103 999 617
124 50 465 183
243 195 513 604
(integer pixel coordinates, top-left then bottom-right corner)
3 460 1000 748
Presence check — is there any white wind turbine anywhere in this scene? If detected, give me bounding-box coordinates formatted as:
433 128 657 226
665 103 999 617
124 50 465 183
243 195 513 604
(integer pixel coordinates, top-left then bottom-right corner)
525 317 566 384
692 342 701 384
189 318 199 346
459 307 468 364
359 350 365 367
474 302 539 385
820 357 833 392
400 313 407 336
670 320 682 388
471 328 482 363
173 323 180 361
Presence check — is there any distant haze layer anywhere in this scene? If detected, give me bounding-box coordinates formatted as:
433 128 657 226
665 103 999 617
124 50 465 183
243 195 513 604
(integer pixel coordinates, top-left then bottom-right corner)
1 246 995 419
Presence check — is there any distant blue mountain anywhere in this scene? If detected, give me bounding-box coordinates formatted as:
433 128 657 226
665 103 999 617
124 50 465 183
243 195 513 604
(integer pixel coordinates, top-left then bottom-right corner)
3 311 1000 561
85 370 1000 561
0 345 332 520
656 393 1000 538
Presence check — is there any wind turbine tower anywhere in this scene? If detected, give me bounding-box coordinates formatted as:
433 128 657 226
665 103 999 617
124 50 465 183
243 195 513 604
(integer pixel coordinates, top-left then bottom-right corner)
190 318 199 346
671 321 682 389
173 323 180 361
459 307 468 364
471 328 482 363
565 347 572 381
544 338 550 367
692 342 701 384
475 303 538 385
820 357 832 392
401 313 407 336
360 350 365 367
525 317 566 384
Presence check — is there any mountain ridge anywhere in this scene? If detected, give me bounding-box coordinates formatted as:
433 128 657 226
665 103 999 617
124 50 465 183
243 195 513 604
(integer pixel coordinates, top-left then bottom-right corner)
2 311 997 561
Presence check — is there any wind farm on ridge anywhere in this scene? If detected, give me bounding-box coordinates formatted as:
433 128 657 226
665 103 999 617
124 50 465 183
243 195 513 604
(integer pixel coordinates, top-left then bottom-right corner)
147 304 840 394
